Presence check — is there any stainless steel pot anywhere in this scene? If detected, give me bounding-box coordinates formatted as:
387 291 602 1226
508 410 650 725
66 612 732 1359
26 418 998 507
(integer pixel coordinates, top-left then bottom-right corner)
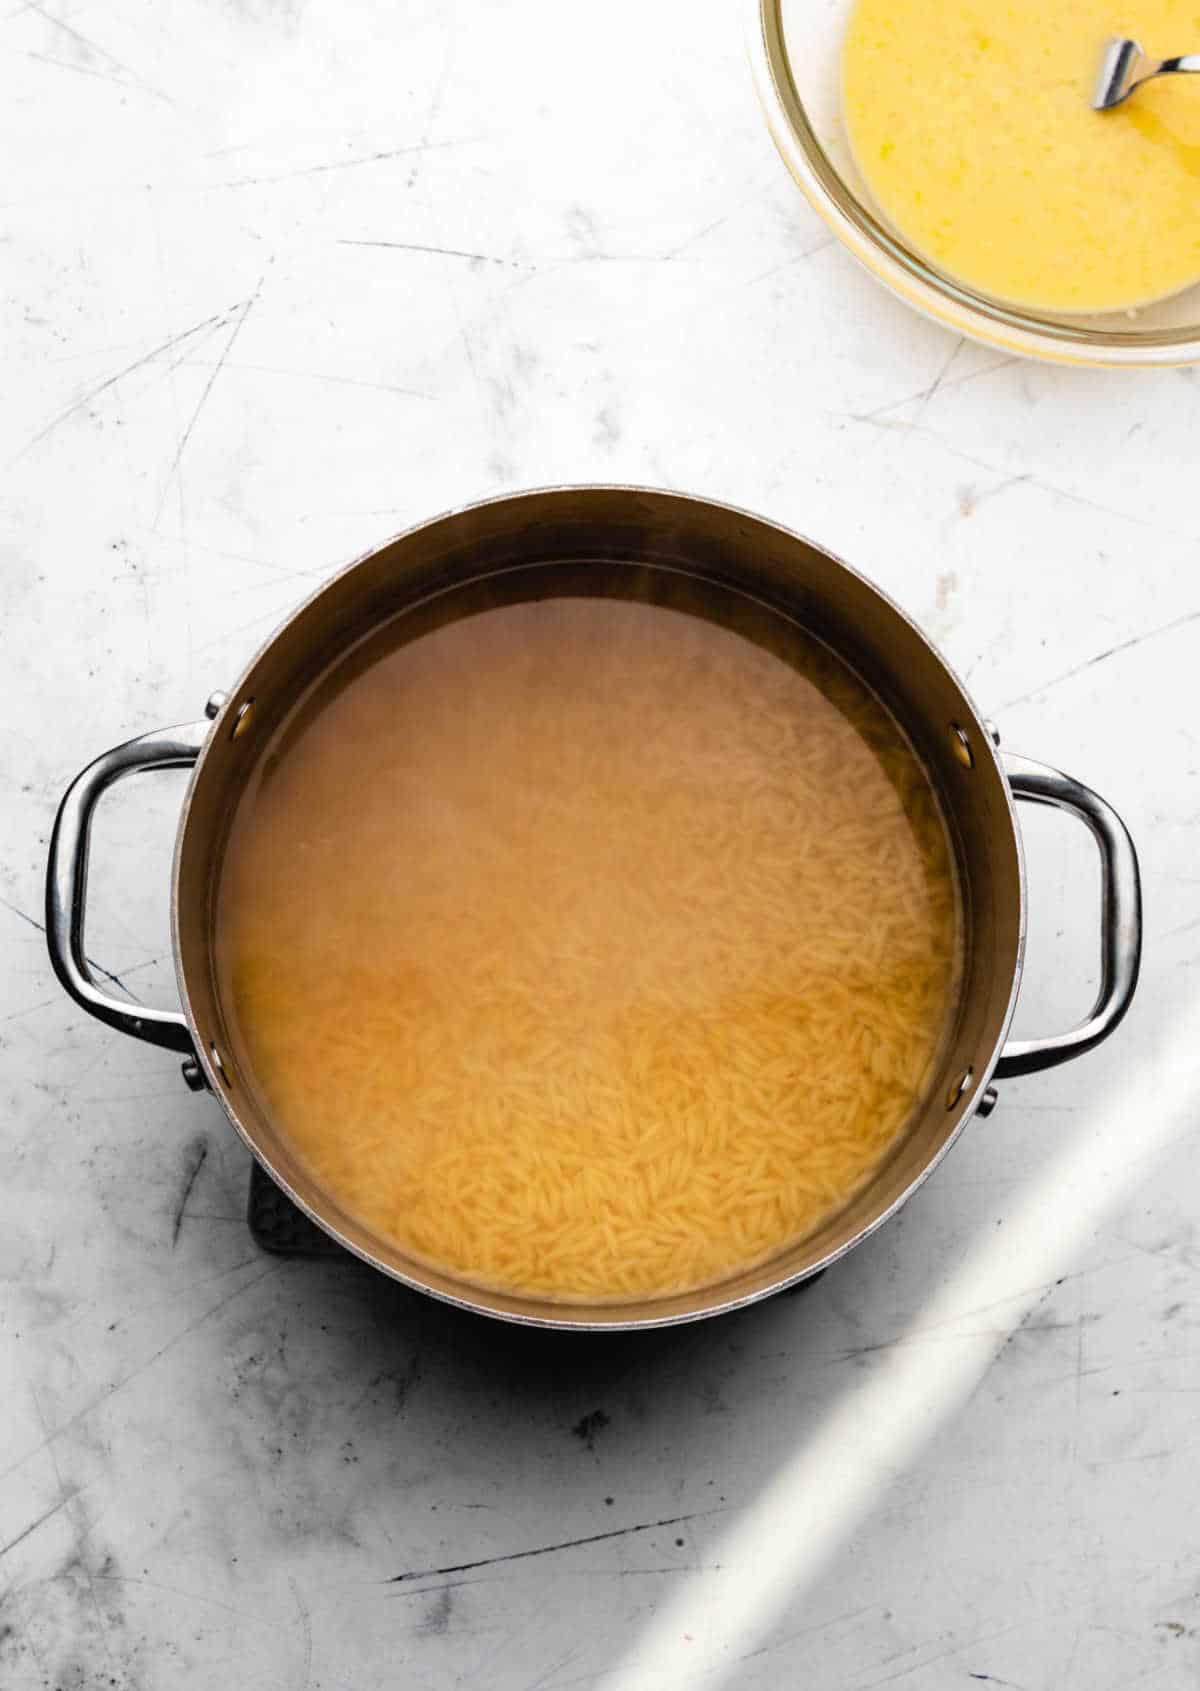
46 488 1142 1329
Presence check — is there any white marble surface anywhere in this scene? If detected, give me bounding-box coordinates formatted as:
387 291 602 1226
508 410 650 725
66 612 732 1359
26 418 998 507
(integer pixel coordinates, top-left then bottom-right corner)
3 2 1200 1687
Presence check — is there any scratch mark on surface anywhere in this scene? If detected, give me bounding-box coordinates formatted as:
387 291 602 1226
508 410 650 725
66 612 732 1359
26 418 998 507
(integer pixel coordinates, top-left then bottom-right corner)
555 250 693 266
337 238 534 269
418 210 488 414
998 608 1200 710
209 139 474 191
96 1572 291 1632
18 308 233 456
177 359 433 402
742 235 835 288
662 186 780 258
890 429 1155 534
154 282 261 523
406 28 456 191
856 1617 1027 1688
148 534 328 585
913 336 965 421
732 1603 879 1667
1018 471 1156 527
0 1265 281 1485
156 313 242 387
520 1642 587 1691
665 208 739 255
22 48 145 90
0 899 45 940
171 1141 209 1245
21 0 169 102
1087 1447 1172 1467
289 1577 313 1687
389 1575 503 1599
195 601 303 655
0 1489 79 1560
28 1381 116 1676
856 354 1019 420
168 1254 264 1296
388 1512 720 1583
110 1265 283 1392
604 1564 722 1575
0 894 142 1000
957 472 1031 517
93 953 163 983
2 995 62 1023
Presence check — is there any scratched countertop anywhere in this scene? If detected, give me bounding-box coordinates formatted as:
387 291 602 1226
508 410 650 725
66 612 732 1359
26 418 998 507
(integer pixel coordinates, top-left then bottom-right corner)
3 2 1200 1688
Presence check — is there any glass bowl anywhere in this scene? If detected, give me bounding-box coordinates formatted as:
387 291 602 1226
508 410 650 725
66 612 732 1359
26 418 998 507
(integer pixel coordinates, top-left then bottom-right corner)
747 0 1200 367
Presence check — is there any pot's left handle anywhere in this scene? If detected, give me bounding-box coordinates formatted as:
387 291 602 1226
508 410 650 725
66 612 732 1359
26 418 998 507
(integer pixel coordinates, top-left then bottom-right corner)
46 721 211 1055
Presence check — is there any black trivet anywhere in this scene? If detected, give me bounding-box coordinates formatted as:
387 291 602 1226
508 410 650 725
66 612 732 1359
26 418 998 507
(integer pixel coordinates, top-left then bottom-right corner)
247 1160 345 1256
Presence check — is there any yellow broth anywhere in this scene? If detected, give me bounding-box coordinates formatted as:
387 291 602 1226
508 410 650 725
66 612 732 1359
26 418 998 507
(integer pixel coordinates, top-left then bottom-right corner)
215 575 962 1301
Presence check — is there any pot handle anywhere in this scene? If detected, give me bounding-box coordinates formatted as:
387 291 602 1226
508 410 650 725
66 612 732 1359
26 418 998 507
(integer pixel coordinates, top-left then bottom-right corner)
45 721 210 1055
994 750 1142 1079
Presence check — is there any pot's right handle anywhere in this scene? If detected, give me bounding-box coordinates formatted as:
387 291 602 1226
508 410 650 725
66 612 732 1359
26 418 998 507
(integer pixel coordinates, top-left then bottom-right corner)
46 721 210 1055
994 750 1142 1079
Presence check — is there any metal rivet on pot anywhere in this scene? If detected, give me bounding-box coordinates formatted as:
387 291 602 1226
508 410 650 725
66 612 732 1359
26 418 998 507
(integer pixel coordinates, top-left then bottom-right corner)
209 1043 232 1088
230 700 255 741
950 724 974 768
947 1067 974 1109
976 1085 999 1119
181 1056 207 1093
205 690 228 721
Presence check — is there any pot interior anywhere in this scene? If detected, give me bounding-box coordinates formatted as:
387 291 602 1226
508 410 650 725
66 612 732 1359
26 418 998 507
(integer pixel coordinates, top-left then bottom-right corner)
176 490 1022 1326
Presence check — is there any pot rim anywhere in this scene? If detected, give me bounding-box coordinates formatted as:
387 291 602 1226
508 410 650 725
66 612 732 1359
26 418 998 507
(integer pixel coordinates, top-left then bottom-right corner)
170 484 1028 1329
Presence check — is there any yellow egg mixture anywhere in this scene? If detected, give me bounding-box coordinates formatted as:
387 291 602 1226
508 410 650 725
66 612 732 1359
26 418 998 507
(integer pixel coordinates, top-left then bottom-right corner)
843 0 1200 313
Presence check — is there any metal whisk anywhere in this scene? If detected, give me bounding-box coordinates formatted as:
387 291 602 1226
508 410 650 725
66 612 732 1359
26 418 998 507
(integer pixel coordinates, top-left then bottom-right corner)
1092 37 1200 110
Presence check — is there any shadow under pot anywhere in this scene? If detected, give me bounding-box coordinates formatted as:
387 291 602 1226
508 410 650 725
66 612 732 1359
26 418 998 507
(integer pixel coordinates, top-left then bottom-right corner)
46 487 1142 1329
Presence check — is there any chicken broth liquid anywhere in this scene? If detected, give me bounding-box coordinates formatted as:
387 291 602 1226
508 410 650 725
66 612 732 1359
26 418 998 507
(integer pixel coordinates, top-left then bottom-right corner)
215 568 962 1301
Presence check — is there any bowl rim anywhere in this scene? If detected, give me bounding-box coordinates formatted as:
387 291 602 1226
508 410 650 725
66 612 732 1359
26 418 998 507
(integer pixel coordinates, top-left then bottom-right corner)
747 0 1200 368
